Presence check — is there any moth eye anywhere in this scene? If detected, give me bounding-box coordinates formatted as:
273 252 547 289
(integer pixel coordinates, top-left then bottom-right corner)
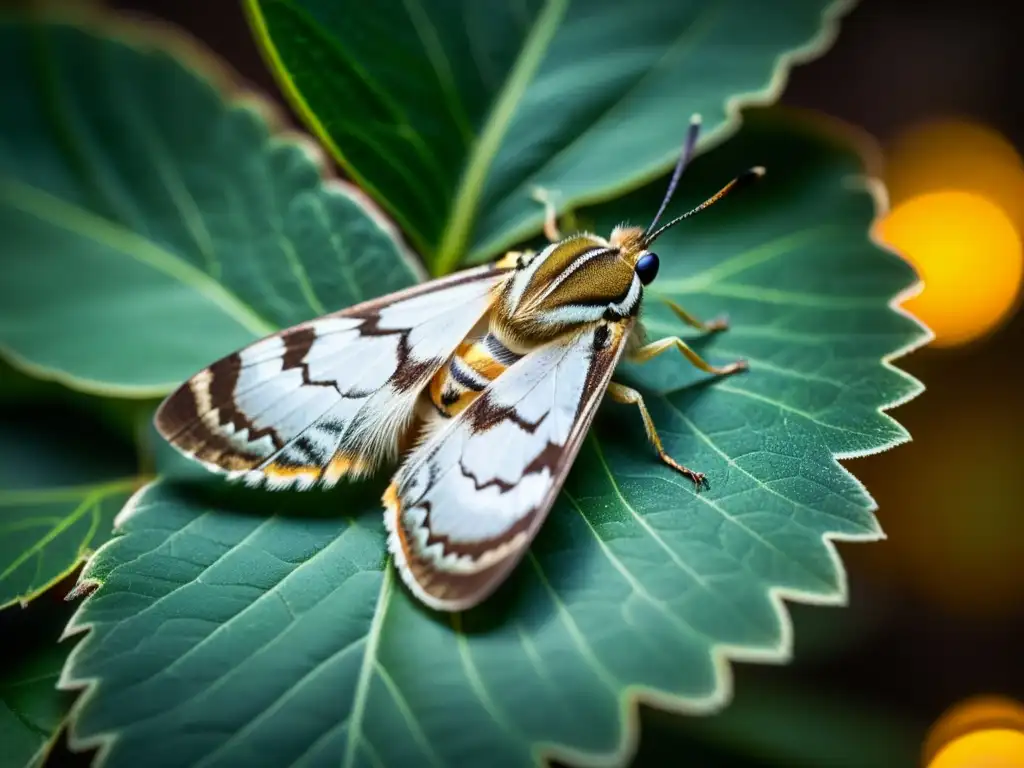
635 252 660 285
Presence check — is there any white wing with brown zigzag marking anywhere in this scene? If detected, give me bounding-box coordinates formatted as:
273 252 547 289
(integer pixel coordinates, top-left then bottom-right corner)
155 263 512 490
384 320 632 611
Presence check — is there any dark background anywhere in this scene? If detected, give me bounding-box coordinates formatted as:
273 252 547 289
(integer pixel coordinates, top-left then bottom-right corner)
23 1 1024 766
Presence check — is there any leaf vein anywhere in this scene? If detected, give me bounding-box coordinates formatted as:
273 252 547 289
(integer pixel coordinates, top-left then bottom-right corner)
564 490 718 645
342 566 393 768
526 552 619 693
373 661 446 768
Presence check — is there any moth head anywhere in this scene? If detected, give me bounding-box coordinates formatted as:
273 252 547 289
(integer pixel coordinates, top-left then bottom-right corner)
499 116 763 344
611 113 765 287
500 233 639 343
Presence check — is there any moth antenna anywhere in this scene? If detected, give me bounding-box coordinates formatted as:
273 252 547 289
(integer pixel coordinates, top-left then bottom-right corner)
644 113 702 238
644 166 765 245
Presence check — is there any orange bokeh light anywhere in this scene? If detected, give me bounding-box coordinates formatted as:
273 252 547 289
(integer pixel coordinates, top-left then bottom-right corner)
930 730 1024 768
875 190 1023 347
925 697 1024 768
885 118 1024 231
876 118 1024 347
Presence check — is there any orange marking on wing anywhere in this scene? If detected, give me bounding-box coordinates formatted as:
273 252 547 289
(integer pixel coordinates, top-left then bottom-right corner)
264 463 320 484
383 482 445 595
323 452 370 485
382 482 400 515
383 482 412 560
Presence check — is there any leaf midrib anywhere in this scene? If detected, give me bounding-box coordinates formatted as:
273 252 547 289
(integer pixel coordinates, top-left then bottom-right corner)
343 566 393 768
244 0 437 257
0 178 275 338
0 482 132 577
0 478 136 507
0 697 52 739
432 0 569 276
475 0 726 262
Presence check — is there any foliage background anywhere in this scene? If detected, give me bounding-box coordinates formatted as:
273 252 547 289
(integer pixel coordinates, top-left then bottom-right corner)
2 0 1022 766
117 0 1024 764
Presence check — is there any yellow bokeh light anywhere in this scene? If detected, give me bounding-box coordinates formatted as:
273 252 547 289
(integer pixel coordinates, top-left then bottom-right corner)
886 118 1024 230
875 190 1023 347
924 696 1024 768
929 730 1024 768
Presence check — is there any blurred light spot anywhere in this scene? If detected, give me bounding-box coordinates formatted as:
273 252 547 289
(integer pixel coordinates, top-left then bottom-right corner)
885 118 1024 230
925 696 1024 768
875 190 1022 347
930 731 1024 768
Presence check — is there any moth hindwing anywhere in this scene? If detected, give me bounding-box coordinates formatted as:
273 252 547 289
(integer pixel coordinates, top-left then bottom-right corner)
156 114 764 611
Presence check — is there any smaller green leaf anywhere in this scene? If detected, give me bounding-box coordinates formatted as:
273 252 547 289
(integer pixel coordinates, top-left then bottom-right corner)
0 402 139 609
0 17 422 397
0 583 82 768
1 641 70 768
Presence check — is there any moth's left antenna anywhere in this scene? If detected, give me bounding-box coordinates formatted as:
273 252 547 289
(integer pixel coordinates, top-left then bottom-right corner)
644 113 702 239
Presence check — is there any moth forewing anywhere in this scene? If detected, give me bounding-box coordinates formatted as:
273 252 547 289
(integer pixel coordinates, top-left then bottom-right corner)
153 261 512 491
383 320 633 612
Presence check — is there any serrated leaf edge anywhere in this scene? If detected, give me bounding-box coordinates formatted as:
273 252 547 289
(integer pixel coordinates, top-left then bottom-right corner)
534 132 934 768
53 285 930 768
245 0 865 270
52 129 933 768
469 0 865 264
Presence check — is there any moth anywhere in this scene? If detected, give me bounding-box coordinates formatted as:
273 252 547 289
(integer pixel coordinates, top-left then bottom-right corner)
154 115 763 612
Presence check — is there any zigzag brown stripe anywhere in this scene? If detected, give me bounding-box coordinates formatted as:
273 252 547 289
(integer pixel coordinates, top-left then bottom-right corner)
154 353 238 442
154 378 200 442
157 325 329 447
466 393 548 434
388 488 520 606
157 261 513 479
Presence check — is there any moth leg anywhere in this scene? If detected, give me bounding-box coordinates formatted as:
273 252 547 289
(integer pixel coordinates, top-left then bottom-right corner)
607 382 707 489
630 337 747 376
658 297 730 333
530 186 577 242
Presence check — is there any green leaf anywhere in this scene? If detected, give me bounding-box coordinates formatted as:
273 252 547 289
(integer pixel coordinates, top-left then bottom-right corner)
0 18 422 397
0 644 66 768
0 401 139 610
57 108 927 766
1 582 83 768
247 0 854 273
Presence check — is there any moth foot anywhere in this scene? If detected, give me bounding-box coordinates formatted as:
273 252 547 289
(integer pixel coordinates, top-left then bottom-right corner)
530 185 558 204
530 186 564 242
660 453 708 491
705 314 730 332
717 359 748 376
